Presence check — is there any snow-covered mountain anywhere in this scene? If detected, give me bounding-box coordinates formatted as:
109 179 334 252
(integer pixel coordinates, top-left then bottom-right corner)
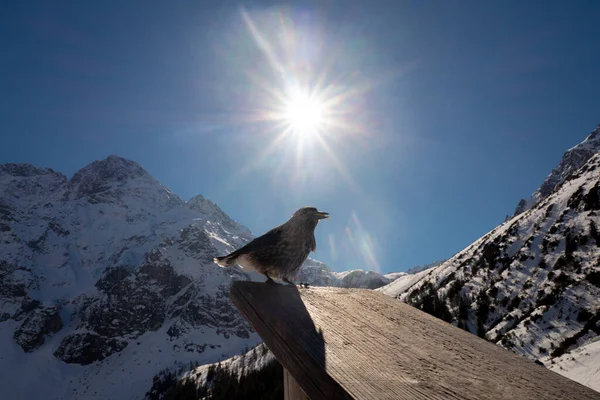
513 124 600 216
333 269 393 289
296 259 400 289
399 148 600 390
0 156 266 399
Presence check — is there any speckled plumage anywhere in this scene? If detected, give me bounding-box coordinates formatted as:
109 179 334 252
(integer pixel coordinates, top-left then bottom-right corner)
214 207 329 284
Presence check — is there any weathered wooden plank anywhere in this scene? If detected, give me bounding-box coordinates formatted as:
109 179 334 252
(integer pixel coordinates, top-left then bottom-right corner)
230 281 351 400
284 368 309 400
230 281 600 400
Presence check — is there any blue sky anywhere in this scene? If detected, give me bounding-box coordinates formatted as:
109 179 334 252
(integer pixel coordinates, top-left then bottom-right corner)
2 0 600 273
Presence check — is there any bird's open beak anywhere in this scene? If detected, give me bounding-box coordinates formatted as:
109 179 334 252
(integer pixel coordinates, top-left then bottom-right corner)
316 211 330 219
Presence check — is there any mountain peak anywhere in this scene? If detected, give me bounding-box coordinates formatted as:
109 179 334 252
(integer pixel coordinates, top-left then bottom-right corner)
67 155 184 208
187 194 222 216
584 124 600 142
187 194 252 237
69 155 152 199
71 155 149 185
512 123 600 217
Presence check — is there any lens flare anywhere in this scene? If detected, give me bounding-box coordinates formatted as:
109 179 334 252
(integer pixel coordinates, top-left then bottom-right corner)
328 233 338 261
342 211 381 272
218 6 387 200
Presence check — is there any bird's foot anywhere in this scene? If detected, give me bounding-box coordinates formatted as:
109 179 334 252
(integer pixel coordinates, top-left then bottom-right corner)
283 278 309 288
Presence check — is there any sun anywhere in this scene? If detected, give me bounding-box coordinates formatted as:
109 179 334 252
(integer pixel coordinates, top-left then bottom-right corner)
231 7 380 194
282 87 326 137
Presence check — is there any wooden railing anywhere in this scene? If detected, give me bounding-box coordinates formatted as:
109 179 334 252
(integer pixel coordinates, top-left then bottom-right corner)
230 281 600 400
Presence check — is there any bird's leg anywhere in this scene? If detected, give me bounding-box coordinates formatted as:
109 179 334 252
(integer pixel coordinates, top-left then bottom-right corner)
264 273 277 285
294 273 309 288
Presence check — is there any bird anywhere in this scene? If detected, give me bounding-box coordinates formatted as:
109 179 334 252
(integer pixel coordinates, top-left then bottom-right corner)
213 206 329 286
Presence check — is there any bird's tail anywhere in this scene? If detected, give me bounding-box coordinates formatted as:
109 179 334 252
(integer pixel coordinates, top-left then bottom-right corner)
213 254 237 267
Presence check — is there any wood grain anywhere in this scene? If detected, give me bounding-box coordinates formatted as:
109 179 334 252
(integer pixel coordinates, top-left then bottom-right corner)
230 282 600 400
284 368 309 400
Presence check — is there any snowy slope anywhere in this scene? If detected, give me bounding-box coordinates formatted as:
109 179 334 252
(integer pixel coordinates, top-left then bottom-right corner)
144 342 280 399
376 260 445 297
376 266 436 297
383 271 407 280
400 150 600 387
513 124 600 216
182 343 274 388
548 338 600 392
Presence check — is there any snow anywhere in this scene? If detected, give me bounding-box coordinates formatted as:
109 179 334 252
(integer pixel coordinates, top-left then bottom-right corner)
0 316 261 400
182 343 275 387
383 271 407 280
549 338 600 392
377 267 436 297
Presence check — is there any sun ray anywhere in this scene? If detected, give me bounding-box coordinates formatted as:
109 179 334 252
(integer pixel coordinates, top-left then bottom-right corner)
313 132 361 194
240 9 288 81
222 124 294 189
212 6 405 202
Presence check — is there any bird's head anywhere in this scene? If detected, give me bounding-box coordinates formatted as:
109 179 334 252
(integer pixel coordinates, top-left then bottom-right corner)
291 206 330 222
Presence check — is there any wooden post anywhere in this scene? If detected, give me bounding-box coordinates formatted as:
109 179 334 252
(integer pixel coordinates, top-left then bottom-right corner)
230 281 600 400
284 368 309 400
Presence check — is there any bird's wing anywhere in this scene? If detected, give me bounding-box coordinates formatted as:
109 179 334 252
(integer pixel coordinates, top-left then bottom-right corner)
226 226 284 258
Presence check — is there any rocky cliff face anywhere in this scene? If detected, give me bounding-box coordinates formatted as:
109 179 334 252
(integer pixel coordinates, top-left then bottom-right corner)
13 304 62 353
